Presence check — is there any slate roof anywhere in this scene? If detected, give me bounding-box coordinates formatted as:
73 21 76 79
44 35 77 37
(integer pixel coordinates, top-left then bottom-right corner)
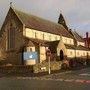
47 40 89 52
47 41 60 53
76 45 90 51
12 7 74 39
70 30 84 42
65 44 90 51
25 37 48 46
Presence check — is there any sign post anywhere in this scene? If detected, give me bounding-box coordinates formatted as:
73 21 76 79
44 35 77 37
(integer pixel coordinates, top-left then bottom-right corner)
46 49 51 74
48 56 51 74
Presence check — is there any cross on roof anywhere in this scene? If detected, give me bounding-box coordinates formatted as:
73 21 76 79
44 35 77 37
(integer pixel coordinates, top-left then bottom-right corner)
10 2 13 7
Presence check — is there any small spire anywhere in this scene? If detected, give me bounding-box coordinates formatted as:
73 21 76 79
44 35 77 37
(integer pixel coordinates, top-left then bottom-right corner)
58 11 68 30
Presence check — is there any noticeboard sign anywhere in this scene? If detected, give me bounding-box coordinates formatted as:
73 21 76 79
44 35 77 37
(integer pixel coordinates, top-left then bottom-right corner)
23 52 38 60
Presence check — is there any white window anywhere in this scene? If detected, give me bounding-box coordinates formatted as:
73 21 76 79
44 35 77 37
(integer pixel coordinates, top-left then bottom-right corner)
35 32 38 38
55 36 57 40
70 51 72 55
49 35 51 41
43 33 44 40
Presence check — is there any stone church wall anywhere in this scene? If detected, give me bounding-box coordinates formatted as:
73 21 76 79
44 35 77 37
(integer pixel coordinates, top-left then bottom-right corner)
0 8 24 65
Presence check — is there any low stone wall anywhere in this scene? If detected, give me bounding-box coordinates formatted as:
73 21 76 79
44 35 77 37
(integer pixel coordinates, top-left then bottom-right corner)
33 61 62 73
0 65 33 74
0 61 62 74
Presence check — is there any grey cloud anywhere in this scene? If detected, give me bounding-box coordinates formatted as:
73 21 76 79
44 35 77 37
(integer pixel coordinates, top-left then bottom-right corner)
0 0 90 36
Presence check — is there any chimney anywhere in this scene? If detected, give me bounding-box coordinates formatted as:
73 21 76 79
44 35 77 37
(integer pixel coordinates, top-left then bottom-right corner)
86 32 88 39
86 32 89 48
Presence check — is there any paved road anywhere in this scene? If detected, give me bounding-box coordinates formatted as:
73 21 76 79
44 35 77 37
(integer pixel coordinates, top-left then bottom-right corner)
0 67 90 90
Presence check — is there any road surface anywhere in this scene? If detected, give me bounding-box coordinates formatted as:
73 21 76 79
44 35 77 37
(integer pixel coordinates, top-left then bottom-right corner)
0 67 90 90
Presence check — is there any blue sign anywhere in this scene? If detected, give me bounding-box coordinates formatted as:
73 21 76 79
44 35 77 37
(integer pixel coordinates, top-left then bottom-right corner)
23 52 38 60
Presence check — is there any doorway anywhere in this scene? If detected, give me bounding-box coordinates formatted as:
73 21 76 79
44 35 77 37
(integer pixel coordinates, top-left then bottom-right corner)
60 50 64 60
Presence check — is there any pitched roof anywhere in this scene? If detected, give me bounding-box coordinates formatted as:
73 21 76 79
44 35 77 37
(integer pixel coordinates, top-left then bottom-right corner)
47 41 60 53
70 31 84 42
65 44 90 51
76 45 90 51
47 40 89 51
12 7 73 39
25 37 48 46
65 44 75 49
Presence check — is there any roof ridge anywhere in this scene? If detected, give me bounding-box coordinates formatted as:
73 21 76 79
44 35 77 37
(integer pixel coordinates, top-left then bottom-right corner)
74 31 83 38
14 8 61 26
1 7 74 39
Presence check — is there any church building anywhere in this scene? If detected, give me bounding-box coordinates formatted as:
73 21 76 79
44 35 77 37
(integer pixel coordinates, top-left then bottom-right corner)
0 6 90 65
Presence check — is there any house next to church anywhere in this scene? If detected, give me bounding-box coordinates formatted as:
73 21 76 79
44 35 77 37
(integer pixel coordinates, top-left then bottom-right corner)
0 6 90 66
84 32 90 48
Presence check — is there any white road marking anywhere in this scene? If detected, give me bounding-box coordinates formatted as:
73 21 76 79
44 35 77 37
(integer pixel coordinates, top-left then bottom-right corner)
64 79 74 82
16 77 90 84
80 73 90 76
75 79 85 83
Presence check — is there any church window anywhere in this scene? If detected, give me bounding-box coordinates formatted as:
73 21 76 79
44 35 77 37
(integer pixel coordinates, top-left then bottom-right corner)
55 36 57 40
65 39 67 43
70 51 72 55
44 34 47 40
35 32 38 38
32 31 35 38
7 24 15 50
49 35 51 40
77 52 79 55
70 40 72 43
43 33 44 40
83 52 85 56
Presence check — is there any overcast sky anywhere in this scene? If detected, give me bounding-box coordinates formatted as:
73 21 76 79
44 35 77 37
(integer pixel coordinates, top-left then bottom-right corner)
0 0 90 37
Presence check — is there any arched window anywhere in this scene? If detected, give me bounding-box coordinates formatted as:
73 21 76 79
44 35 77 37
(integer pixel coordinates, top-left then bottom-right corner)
60 50 64 60
7 23 15 50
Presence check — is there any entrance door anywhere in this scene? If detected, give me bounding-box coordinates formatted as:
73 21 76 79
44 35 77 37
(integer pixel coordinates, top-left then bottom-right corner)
60 50 64 60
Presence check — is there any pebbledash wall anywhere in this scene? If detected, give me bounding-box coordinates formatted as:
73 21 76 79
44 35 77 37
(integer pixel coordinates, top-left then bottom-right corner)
23 28 90 59
67 49 90 58
23 28 74 45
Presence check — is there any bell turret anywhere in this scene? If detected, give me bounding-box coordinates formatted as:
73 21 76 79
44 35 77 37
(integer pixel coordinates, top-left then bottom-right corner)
58 13 68 30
